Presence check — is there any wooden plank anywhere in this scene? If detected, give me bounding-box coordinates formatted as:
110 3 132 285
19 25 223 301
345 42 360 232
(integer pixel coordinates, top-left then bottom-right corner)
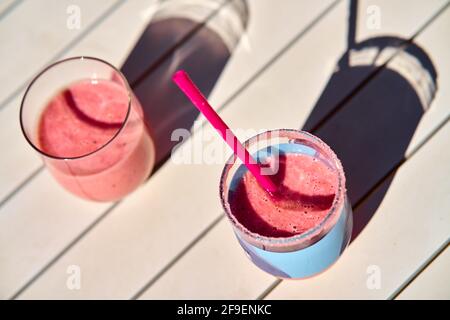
266 123 450 299
403 2 450 156
354 0 447 43
140 218 274 299
0 0 21 18
396 246 450 300
0 0 118 107
139 2 450 299
17 0 448 299
141 220 274 300
0 171 111 299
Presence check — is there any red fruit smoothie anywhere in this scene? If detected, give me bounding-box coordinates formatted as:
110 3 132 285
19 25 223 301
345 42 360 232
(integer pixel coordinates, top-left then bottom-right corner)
229 153 338 238
38 79 154 201
39 79 129 158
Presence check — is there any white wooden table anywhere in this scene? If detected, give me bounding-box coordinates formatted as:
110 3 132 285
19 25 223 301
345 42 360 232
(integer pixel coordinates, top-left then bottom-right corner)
0 0 449 300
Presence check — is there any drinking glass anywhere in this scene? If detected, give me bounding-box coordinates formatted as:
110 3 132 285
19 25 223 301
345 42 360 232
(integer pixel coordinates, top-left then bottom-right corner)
20 57 155 201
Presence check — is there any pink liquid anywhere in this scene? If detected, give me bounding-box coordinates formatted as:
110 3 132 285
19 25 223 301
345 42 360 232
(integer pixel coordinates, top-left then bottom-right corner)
39 79 129 158
38 79 154 201
229 153 338 238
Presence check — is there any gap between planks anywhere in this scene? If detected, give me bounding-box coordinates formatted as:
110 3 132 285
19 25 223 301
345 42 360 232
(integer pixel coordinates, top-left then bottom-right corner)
0 0 127 112
0 0 25 21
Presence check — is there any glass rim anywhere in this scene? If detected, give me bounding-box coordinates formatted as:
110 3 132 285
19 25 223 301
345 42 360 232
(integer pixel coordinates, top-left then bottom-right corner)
219 128 346 250
19 56 132 161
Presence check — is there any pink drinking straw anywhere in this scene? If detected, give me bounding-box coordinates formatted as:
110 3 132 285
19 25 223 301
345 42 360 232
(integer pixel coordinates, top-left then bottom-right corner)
172 70 278 194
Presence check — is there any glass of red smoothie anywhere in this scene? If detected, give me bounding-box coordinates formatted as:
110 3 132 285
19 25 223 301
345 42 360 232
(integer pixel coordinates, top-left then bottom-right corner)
220 129 352 279
20 57 155 201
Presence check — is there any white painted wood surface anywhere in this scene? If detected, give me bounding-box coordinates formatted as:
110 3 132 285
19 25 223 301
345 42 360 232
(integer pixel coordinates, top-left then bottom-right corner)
0 0 448 299
139 1 450 299
267 123 450 299
0 0 116 106
396 246 450 300
0 0 19 17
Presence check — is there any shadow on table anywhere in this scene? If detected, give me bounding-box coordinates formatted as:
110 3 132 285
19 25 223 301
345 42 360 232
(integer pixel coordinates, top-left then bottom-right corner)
121 0 249 166
301 0 438 242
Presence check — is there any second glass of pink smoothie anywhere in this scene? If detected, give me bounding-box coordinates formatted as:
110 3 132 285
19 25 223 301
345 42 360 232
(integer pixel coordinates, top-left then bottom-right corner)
20 57 155 202
220 129 352 279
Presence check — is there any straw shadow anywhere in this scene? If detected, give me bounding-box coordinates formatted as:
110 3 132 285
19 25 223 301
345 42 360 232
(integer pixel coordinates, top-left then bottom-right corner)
301 0 438 241
121 0 249 166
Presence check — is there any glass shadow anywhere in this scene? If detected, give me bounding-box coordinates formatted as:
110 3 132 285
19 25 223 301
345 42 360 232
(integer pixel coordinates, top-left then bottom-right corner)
121 0 249 166
301 0 438 241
